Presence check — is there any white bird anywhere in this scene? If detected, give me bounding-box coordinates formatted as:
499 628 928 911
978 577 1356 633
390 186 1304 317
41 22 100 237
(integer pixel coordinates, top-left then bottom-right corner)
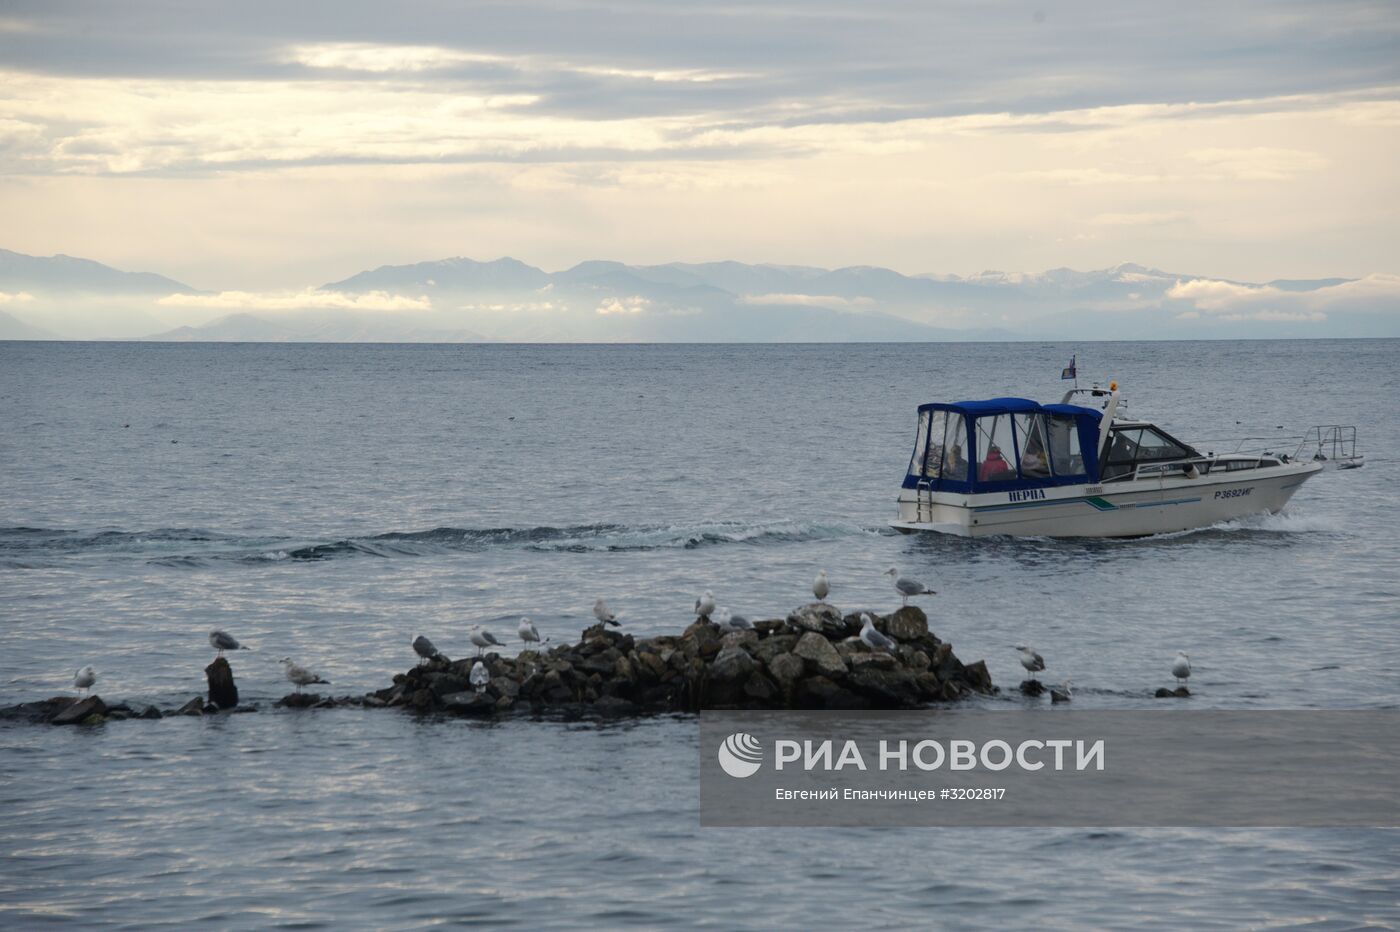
1016 646 1046 678
859 613 899 654
470 661 490 694
695 589 716 619
1051 679 1072 703
1173 651 1191 685
208 629 248 657
280 658 328 692
469 625 502 656
813 570 830 602
73 665 97 696
518 617 544 648
411 635 442 664
884 567 935 605
714 607 753 632
593 597 621 628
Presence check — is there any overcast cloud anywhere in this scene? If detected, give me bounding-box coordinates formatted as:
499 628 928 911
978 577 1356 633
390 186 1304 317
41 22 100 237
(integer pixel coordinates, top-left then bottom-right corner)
0 0 1397 295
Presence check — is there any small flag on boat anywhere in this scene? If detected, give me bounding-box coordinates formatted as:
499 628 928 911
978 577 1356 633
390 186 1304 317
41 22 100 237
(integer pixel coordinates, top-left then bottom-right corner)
1061 355 1077 380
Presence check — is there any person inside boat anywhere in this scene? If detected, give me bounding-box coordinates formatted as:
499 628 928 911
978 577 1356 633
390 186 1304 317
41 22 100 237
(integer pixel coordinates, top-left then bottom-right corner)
979 444 1014 481
1020 434 1049 478
946 443 968 480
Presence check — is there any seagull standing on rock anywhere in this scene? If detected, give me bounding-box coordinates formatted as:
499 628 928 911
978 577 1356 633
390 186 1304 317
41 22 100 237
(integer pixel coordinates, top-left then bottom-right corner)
813 570 830 603
1173 651 1191 686
695 589 716 620
518 618 544 649
412 635 443 665
1016 646 1046 679
73 665 97 696
280 658 328 692
469 625 503 656
470 661 490 694
859 613 899 655
593 597 621 628
884 567 935 605
209 630 248 658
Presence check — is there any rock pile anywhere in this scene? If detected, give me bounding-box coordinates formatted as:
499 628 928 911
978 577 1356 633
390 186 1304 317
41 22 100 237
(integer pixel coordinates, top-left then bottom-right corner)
372 604 994 717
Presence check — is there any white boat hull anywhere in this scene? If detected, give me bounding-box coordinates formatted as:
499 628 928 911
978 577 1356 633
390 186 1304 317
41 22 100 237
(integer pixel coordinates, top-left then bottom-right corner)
892 461 1324 538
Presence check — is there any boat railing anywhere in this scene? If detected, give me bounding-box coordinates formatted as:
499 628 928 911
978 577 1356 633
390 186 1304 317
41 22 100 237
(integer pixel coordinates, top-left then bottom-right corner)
1292 425 1362 467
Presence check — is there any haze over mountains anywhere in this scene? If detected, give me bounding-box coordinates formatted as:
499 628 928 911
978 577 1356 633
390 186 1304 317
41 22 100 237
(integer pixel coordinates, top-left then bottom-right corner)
1 248 1396 342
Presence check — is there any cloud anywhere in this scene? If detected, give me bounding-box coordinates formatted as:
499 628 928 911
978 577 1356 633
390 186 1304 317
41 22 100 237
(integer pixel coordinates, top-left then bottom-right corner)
0 290 35 304
739 293 873 309
1089 211 1190 227
1168 274 1400 317
595 296 650 315
156 289 431 312
286 43 507 73
1186 146 1327 180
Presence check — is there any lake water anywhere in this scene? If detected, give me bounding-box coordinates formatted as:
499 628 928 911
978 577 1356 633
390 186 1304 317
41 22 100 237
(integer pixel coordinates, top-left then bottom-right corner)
3 340 1398 927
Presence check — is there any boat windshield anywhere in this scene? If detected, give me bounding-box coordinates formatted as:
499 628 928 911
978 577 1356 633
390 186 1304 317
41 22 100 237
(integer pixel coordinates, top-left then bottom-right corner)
1102 426 1197 480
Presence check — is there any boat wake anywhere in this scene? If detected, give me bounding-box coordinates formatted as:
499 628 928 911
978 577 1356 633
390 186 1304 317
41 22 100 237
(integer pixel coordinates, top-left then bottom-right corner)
0 520 889 567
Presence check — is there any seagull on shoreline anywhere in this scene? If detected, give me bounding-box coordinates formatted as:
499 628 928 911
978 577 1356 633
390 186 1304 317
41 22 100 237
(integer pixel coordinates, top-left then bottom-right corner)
412 635 442 665
859 613 899 654
518 617 545 649
1173 651 1191 685
73 666 97 696
813 570 830 603
280 658 328 692
1016 646 1046 678
695 589 716 620
470 661 490 694
209 630 248 657
885 568 935 605
469 625 502 656
593 597 621 628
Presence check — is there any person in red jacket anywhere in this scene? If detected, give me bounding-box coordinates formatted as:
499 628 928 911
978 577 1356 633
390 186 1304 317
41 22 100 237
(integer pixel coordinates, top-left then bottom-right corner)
979 444 1013 481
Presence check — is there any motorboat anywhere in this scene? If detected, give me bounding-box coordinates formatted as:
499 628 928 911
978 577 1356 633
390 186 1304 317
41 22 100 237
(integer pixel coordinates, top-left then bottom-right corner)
892 383 1356 538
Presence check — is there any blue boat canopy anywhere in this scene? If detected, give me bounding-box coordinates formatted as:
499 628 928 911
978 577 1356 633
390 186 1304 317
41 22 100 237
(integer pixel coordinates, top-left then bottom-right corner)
903 398 1103 492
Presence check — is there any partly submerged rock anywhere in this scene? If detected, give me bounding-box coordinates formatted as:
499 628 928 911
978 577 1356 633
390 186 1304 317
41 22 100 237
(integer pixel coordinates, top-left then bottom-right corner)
51 696 108 726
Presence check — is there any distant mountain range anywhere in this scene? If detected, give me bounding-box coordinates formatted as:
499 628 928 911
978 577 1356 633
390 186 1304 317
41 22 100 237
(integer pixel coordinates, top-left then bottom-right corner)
0 248 1394 341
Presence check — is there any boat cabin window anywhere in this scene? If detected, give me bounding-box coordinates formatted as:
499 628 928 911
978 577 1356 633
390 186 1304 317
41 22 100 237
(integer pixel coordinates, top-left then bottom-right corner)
1013 413 1051 479
942 413 968 481
1046 414 1084 477
909 409 934 477
976 414 1018 483
1102 426 1194 481
915 410 969 481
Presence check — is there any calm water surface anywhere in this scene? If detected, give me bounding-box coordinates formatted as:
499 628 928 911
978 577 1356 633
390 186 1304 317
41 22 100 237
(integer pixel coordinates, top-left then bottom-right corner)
2 340 1398 927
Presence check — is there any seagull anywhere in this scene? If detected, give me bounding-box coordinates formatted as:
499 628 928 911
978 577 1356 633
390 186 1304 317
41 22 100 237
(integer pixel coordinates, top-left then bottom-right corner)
593 597 621 628
813 570 830 602
1050 679 1073 703
208 630 248 657
470 661 490 694
695 589 716 619
280 658 328 692
73 665 97 696
860 613 899 654
1016 646 1046 678
412 635 442 665
1173 651 1191 686
469 625 502 656
884 567 935 605
714 607 753 632
518 617 544 648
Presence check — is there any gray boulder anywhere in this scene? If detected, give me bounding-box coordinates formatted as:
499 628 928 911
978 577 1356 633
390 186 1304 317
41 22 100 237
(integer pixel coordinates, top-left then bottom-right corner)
793 632 847 678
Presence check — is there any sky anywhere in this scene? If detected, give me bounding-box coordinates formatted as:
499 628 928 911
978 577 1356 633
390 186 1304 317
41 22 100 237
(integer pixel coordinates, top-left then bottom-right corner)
1 0 1398 292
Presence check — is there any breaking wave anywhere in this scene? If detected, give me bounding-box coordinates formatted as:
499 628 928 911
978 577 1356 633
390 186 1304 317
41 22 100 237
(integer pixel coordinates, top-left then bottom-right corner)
0 520 888 567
